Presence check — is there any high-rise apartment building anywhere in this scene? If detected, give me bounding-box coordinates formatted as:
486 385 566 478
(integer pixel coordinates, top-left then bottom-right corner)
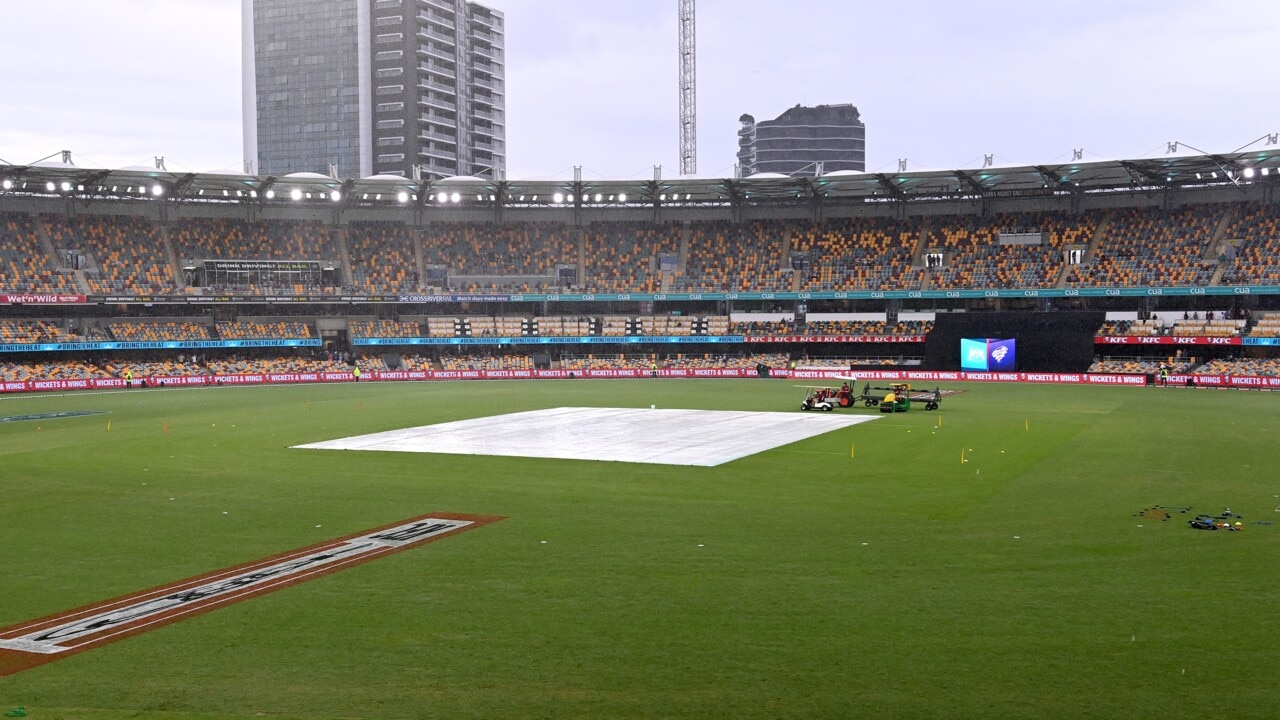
243 0 505 180
736 104 865 177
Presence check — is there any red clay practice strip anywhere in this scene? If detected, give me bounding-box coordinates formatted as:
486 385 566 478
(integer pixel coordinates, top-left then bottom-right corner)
0 512 503 677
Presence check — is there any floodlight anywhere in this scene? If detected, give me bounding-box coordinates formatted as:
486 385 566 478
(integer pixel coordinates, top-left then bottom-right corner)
60 181 72 192
594 193 602 202
476 194 484 201
618 193 627 202
151 184 164 196
489 194 496 201
290 188 303 201
1 179 11 190
77 185 84 192
265 190 276 199
330 190 341 202
397 191 409 203
1243 167 1255 179
567 193 574 202
450 192 461 203
1263 168 1271 176
659 193 666 201
553 192 564 204
249 190 257 198
437 191 448 203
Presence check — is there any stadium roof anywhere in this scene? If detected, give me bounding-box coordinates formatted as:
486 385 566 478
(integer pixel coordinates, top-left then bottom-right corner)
0 149 1276 209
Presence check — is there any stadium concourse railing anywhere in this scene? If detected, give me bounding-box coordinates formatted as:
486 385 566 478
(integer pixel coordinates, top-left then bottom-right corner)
6 367 1280 396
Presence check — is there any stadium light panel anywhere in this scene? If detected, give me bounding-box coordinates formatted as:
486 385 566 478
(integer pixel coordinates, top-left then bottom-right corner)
45 181 56 191
151 184 164 196
1 179 11 190
659 194 666 201
553 192 564 204
265 190 276 199
567 193 575 202
490 194 496 201
594 193 603 202
1243 167 1255 179
290 188 303 201
437 192 448 203
330 190 341 202
476 194 484 201
618 193 627 202
397 191 409 203
1263 168 1271 176
60 181 72 192
249 190 257 198
450 192 461 203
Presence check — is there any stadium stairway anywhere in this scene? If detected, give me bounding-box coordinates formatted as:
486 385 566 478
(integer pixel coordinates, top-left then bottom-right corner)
335 226 354 287
677 223 691 275
157 224 184 288
1203 204 1233 274
34 217 61 269
1082 212 1112 263
910 217 932 268
575 227 586 287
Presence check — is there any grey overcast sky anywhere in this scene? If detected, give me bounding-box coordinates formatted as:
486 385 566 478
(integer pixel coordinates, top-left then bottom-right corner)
1 0 1276 178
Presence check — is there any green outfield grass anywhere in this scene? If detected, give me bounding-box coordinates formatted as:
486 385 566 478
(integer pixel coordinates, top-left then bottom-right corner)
1 379 1278 720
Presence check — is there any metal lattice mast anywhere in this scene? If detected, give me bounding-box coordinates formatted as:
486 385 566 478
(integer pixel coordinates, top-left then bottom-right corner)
678 0 696 175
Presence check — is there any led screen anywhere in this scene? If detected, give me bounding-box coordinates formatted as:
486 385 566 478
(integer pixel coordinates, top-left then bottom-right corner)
960 338 1016 371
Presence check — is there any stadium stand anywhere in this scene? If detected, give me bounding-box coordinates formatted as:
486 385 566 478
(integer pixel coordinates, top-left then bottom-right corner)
45 214 177 294
793 217 924 291
347 222 421 293
730 319 933 336
581 221 681 293
1196 358 1280 377
0 319 76 343
439 353 534 370
348 320 422 338
1220 202 1280 286
674 221 790 292
421 222 575 290
927 212 1091 290
215 321 313 339
108 321 212 341
1087 358 1195 375
1067 207 1217 287
0 213 81 294
1248 313 1280 337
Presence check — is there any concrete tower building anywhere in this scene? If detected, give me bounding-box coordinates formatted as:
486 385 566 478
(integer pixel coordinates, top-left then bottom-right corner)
243 0 505 180
736 104 865 177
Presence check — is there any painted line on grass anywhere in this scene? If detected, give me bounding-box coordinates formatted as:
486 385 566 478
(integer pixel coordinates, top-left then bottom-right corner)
0 512 503 677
